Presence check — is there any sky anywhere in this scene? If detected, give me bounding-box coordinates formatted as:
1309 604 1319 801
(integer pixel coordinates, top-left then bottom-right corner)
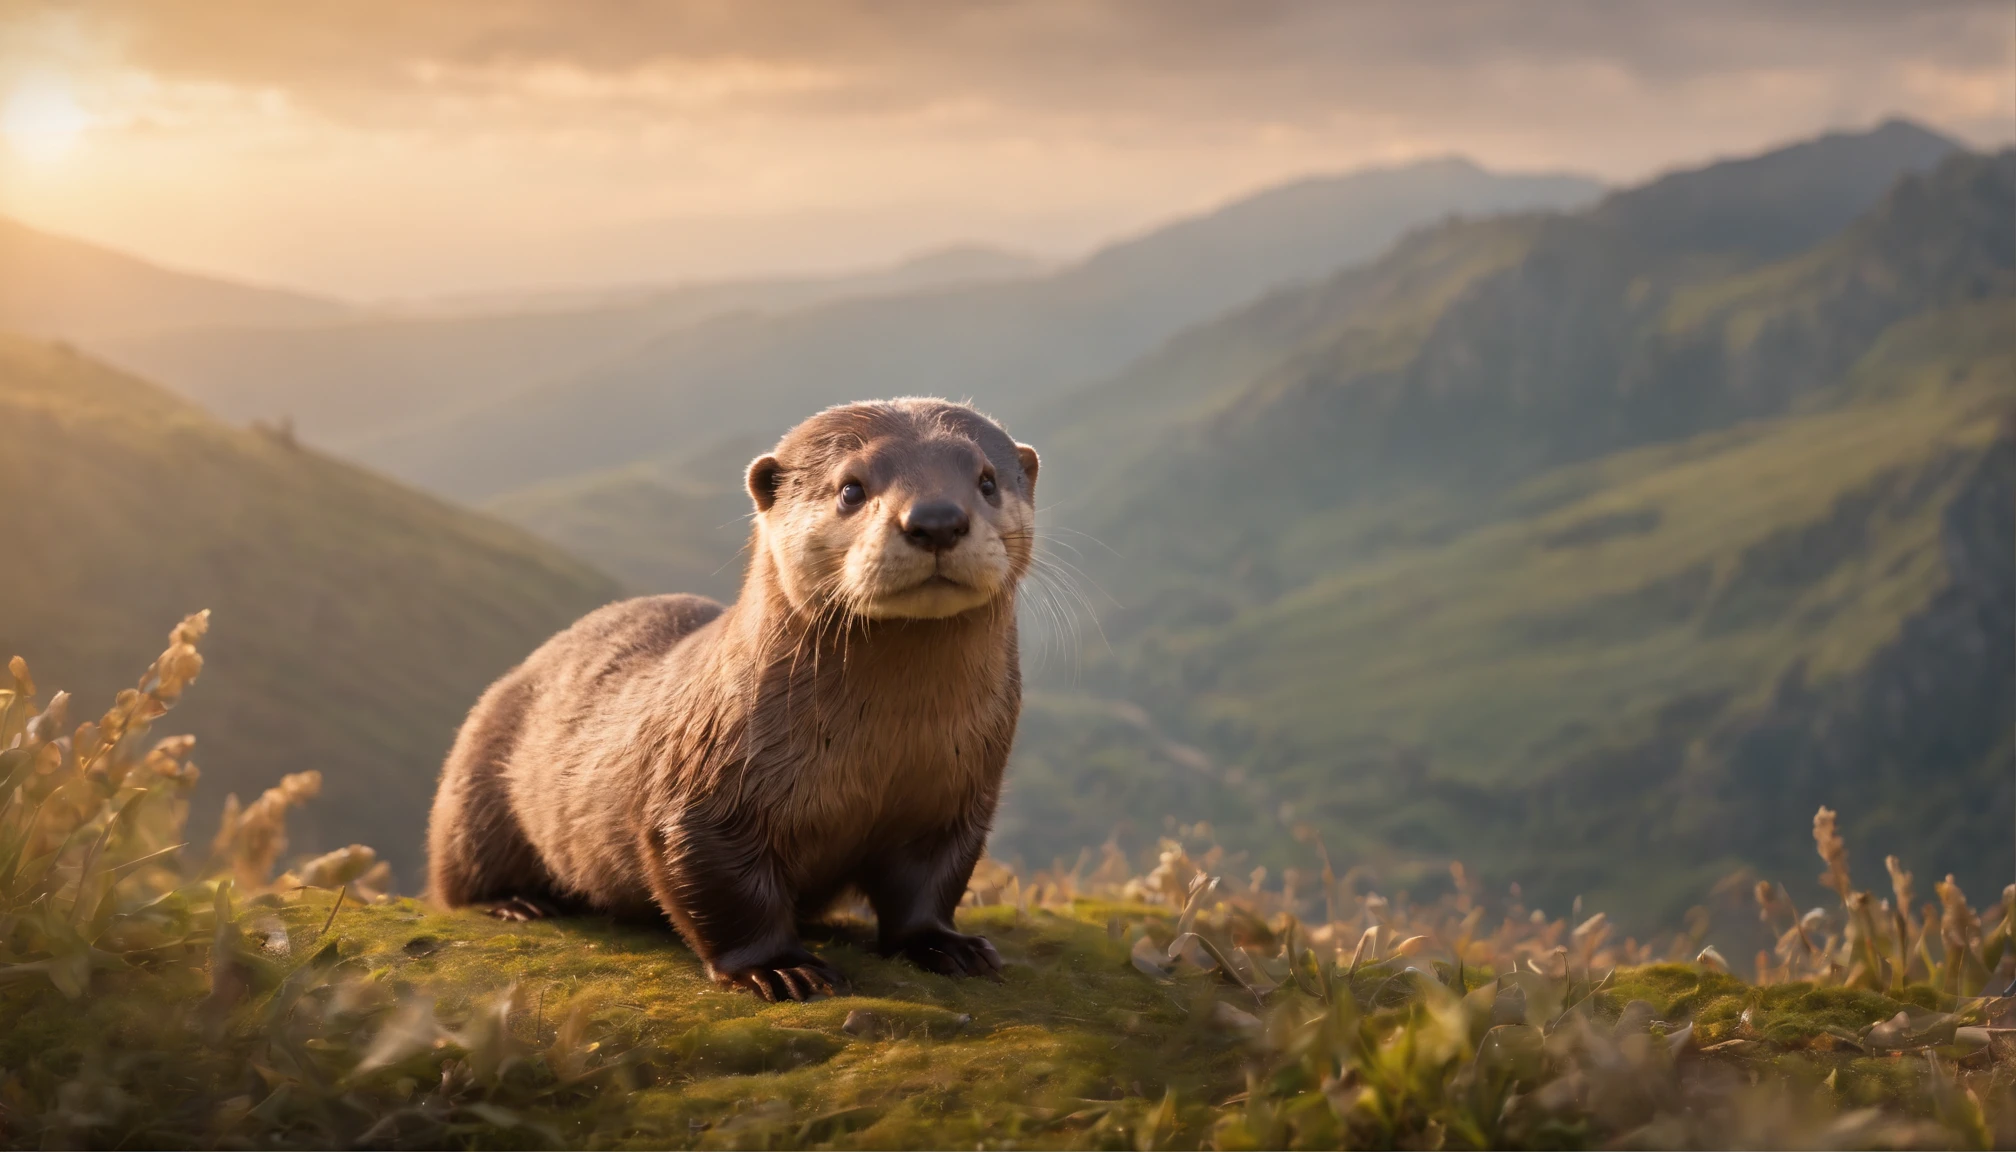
1 0 2011 301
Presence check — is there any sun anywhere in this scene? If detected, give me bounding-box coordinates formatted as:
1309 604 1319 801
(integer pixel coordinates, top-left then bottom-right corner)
3 74 91 164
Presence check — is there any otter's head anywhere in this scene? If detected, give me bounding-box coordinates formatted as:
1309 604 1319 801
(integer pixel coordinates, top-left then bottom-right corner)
746 399 1039 620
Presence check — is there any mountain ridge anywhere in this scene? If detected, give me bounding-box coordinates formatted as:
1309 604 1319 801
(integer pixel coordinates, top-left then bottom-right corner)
85 244 1056 456
0 216 354 340
341 158 1606 500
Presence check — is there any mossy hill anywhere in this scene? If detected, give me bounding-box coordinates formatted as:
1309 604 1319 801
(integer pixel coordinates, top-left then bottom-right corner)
1 896 1996 1150
0 336 623 880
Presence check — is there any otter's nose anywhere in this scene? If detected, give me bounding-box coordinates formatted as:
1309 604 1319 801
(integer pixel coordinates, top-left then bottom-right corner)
901 501 970 553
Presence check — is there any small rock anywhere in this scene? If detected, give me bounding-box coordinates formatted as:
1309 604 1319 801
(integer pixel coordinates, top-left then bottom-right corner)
1130 934 1175 980
1613 999 1659 1037
1865 1009 1958 1051
1866 1010 1914 1050
1209 1001 1262 1034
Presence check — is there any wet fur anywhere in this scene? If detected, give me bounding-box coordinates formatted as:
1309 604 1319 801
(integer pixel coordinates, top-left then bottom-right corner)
426 399 1037 998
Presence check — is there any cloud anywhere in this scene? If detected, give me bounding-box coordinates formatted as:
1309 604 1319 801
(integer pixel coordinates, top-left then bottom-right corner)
54 0 2016 139
1 0 2007 296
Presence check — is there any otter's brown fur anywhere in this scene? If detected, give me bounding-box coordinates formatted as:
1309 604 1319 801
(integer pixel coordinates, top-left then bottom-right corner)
426 399 1039 999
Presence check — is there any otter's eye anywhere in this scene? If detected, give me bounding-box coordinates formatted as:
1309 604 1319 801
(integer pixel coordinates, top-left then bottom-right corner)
838 481 866 510
978 474 998 498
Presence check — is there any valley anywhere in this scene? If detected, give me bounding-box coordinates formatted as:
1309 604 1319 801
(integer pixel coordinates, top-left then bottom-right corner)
1 122 2004 927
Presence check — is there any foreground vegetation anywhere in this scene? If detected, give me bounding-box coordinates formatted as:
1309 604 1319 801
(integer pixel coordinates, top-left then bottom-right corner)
3 620 2013 1149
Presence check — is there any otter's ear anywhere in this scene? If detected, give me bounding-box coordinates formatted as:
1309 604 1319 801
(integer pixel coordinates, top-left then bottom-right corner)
1014 443 1040 497
747 455 784 512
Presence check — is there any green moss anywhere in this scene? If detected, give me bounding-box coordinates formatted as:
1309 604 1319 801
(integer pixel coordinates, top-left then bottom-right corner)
1 895 2001 1148
1746 985 1916 1045
1601 963 1750 1021
1596 966 1959 1055
0 895 1252 1149
1832 1056 1934 1113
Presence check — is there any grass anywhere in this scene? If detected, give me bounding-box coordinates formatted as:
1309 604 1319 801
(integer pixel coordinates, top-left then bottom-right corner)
3 622 2014 1148
14 892 2013 1150
2 897 1243 1149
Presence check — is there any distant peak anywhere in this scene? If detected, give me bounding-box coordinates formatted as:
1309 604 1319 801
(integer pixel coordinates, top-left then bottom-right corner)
885 244 1046 279
1866 116 1958 144
1593 117 1966 260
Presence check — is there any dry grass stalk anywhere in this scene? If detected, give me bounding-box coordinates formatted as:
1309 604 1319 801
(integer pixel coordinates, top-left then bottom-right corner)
1 612 381 1002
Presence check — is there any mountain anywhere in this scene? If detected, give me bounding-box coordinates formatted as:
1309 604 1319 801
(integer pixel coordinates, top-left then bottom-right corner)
1058 131 1996 571
991 140 2010 925
0 336 623 882
1591 117 1961 259
0 216 352 340
346 159 1605 502
89 246 1048 456
387 243 1043 319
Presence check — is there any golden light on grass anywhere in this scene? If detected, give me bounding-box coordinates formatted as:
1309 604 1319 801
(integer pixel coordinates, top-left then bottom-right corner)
1 72 91 164
0 617 2011 1145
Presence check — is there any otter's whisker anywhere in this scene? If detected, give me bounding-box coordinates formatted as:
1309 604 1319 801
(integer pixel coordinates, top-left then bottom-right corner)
1039 522 1122 559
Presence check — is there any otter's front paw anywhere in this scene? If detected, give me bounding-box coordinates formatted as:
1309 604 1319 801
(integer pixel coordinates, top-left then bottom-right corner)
485 895 562 922
714 949 849 1001
899 929 1004 980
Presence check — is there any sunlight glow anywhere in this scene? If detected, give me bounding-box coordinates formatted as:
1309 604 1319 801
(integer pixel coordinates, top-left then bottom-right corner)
3 75 91 164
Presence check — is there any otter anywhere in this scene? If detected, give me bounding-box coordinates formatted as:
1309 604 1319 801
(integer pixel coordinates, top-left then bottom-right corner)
426 398 1039 1000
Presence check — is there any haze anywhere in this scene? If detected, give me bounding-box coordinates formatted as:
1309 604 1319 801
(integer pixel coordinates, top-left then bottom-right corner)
1 0 2010 300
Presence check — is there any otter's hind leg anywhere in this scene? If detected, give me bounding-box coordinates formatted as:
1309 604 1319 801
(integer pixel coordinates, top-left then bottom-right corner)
426 677 563 910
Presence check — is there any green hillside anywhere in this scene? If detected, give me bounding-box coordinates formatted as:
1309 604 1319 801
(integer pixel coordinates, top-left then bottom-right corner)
1088 306 2009 778
995 150 2016 925
485 434 768 600
0 336 623 881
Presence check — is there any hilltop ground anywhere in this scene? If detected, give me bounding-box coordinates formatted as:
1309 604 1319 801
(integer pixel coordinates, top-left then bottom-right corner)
1 607 2012 1149
4 889 2012 1150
